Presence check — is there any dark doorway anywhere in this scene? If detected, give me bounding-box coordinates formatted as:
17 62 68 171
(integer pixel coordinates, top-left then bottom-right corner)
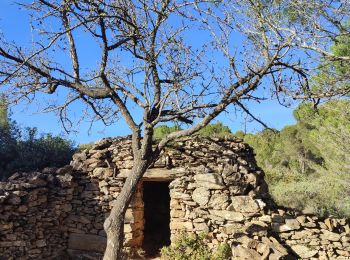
142 181 171 257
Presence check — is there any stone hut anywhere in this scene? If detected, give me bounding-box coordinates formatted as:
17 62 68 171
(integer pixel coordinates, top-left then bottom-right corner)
0 136 349 259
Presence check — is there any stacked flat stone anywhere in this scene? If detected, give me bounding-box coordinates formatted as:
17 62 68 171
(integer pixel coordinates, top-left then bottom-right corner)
0 168 73 259
0 136 349 259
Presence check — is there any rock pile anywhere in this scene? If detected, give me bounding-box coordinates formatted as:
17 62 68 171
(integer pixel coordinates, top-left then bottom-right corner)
0 136 349 259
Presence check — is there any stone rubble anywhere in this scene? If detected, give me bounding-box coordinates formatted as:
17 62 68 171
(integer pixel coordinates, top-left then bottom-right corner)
0 136 349 259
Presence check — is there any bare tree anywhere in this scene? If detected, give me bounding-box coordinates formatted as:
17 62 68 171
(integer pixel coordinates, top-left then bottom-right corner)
0 0 349 259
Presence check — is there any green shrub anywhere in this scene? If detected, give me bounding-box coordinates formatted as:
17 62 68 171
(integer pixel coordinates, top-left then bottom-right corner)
77 142 95 151
270 171 350 218
153 125 182 142
153 122 233 144
161 233 232 260
0 102 76 179
198 122 232 138
241 100 350 218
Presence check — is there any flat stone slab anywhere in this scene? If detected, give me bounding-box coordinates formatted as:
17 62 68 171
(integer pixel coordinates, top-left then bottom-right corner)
68 233 106 252
194 173 225 189
118 167 187 180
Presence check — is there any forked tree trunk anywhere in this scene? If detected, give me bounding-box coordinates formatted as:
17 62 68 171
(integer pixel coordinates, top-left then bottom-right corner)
103 158 150 260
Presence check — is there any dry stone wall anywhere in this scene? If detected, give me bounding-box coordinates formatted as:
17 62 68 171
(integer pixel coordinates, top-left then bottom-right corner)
0 168 74 259
0 136 349 259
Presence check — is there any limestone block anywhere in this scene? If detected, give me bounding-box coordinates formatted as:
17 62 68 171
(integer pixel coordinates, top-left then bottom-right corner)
192 187 210 206
324 218 333 231
170 221 193 231
285 219 301 229
320 230 341 242
170 199 181 209
291 245 318 258
222 223 245 235
7 194 21 205
272 219 301 232
232 245 261 260
229 196 262 213
68 233 106 252
266 237 289 256
92 167 113 178
56 165 73 175
337 218 346 225
336 249 350 257
296 215 306 225
291 230 313 240
236 236 259 248
246 173 257 186
0 222 13 231
303 221 317 228
259 215 272 223
170 209 185 218
245 221 268 236
36 240 47 248
228 185 247 195
268 253 284 260
194 173 225 189
124 224 136 233
90 151 107 159
209 210 244 222
85 182 99 191
170 191 191 200
208 193 229 210
193 222 209 232
61 204 73 212
256 242 270 256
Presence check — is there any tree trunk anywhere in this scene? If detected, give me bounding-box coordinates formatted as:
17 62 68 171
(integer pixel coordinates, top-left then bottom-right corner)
103 158 150 260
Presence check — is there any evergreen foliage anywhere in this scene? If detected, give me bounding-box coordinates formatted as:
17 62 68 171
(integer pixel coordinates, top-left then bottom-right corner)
198 122 232 138
161 233 232 260
153 125 182 142
240 100 350 217
0 103 76 180
153 122 232 142
312 23 350 96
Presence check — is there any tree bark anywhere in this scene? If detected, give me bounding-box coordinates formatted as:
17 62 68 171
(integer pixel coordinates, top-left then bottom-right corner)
103 157 151 260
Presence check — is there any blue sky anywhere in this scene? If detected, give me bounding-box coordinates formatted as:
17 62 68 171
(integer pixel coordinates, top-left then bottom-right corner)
0 0 297 145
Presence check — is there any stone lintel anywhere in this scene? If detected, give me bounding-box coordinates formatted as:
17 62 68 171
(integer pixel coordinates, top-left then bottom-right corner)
118 167 186 181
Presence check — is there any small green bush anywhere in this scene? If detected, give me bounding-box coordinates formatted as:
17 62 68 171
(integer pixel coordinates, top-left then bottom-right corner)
77 142 95 151
160 233 232 260
153 125 182 142
0 101 76 179
198 122 232 138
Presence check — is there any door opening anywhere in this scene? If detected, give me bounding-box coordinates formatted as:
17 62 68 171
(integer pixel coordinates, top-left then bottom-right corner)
142 181 171 257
